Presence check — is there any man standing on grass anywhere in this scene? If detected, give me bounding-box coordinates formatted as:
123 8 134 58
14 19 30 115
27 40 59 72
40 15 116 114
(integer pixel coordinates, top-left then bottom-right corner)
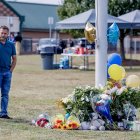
0 26 17 119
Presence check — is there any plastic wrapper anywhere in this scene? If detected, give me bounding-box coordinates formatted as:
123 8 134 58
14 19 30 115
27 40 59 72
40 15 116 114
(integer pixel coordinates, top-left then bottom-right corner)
66 115 81 129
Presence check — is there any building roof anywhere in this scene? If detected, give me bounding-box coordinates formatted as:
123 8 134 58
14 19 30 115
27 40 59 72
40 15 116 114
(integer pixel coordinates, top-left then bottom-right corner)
0 0 24 22
8 1 60 30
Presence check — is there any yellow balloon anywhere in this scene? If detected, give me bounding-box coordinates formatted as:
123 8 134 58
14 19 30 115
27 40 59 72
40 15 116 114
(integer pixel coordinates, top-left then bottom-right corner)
126 75 140 88
108 64 124 81
84 22 96 44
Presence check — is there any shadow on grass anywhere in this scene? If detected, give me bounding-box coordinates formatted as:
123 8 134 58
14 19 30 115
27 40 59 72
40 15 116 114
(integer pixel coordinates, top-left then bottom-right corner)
1 117 31 124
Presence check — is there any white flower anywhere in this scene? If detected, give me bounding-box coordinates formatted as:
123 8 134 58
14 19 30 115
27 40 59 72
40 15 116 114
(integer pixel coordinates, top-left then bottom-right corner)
95 84 104 90
85 85 91 89
67 94 74 100
62 93 74 104
104 87 118 95
85 96 89 102
62 97 69 104
97 99 106 104
116 86 127 95
100 94 111 101
110 86 118 94
91 96 99 103
66 105 72 109
104 90 111 95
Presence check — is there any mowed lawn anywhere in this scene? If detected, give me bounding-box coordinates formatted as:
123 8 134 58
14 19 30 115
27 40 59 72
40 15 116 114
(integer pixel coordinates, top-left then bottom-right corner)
0 54 140 140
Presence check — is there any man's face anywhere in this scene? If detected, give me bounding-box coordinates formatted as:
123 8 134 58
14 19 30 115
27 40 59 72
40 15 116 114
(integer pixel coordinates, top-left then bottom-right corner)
0 28 9 42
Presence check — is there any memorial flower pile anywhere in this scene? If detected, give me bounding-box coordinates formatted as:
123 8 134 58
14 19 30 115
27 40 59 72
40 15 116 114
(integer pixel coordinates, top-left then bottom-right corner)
31 53 140 131
60 78 140 130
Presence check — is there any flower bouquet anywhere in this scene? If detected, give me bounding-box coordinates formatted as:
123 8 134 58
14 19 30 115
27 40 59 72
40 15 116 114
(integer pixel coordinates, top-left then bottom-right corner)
51 113 80 130
60 78 140 130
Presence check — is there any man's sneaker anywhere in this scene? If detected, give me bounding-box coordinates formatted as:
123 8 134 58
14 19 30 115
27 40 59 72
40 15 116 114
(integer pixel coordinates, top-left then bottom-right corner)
0 115 12 119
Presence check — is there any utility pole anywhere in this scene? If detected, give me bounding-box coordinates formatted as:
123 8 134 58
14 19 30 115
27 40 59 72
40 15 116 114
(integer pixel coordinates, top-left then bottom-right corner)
7 16 13 34
48 17 54 39
95 0 108 87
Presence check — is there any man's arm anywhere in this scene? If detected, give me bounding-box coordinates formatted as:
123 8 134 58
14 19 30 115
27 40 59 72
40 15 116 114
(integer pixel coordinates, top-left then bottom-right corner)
10 55 17 72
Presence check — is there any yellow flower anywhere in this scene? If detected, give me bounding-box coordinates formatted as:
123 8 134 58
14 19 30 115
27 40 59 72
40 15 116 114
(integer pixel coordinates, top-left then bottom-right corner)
67 123 72 129
61 124 68 130
57 123 63 129
67 121 80 129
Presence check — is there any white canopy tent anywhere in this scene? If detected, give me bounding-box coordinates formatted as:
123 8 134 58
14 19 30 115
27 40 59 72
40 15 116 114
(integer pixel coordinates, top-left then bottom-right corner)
119 10 140 54
56 9 131 30
119 10 140 29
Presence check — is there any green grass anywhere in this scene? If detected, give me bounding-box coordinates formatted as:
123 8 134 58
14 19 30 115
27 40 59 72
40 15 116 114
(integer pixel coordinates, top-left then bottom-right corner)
0 54 139 140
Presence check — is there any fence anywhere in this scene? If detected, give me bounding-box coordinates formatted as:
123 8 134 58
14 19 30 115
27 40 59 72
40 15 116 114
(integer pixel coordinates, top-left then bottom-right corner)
20 37 140 54
21 38 39 54
124 36 140 54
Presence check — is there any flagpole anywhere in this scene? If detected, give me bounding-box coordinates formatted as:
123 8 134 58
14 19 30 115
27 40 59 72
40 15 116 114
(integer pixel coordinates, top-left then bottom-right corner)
95 0 108 87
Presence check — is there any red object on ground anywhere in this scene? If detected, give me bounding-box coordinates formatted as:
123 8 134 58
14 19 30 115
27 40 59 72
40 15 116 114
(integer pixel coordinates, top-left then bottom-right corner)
36 118 48 127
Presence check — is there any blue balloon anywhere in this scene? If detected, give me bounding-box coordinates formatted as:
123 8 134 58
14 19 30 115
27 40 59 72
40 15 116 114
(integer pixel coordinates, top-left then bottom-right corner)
96 102 113 123
108 53 122 65
107 22 120 46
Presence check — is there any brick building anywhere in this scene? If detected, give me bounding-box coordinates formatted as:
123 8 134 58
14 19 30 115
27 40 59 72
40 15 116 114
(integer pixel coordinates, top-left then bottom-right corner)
0 0 70 53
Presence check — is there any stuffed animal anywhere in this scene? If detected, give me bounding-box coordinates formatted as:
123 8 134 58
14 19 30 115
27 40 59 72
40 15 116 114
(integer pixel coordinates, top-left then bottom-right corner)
89 113 105 131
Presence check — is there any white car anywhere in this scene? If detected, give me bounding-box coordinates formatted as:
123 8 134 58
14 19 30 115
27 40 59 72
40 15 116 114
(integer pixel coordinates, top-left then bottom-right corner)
37 38 62 54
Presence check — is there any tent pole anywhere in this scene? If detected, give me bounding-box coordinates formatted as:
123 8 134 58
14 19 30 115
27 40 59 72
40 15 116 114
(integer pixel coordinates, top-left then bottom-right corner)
95 0 108 87
130 26 133 69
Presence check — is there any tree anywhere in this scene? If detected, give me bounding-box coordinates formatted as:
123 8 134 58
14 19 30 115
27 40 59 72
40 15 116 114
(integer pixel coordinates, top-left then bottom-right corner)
58 0 95 38
58 0 140 59
109 0 140 16
58 0 95 19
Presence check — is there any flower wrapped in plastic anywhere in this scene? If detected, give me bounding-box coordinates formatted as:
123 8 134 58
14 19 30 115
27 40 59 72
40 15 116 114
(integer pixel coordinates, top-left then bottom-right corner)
31 112 52 128
60 82 140 128
66 115 81 130
96 100 113 123
51 113 65 129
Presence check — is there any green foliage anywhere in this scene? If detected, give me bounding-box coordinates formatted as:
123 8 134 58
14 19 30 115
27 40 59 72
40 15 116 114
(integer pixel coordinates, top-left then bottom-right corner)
110 87 140 118
60 29 84 38
61 85 140 122
58 0 95 20
109 0 140 16
61 86 102 121
57 0 140 37
57 0 95 38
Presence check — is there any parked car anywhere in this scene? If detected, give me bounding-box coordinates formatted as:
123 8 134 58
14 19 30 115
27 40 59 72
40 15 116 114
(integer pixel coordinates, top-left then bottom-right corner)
37 38 62 54
76 38 95 49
